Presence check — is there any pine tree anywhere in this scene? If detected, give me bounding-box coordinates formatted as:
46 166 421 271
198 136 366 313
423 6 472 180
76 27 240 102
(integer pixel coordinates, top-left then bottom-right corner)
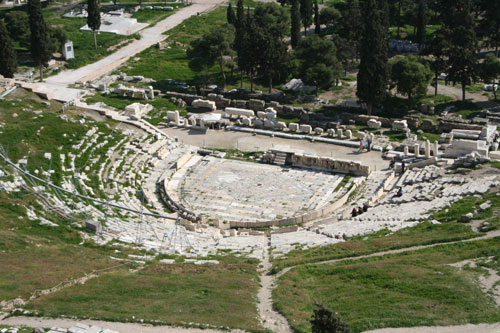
227 3 235 25
357 0 388 116
87 0 101 49
300 0 313 35
0 20 17 78
314 0 320 34
415 0 427 51
291 0 301 48
27 0 53 82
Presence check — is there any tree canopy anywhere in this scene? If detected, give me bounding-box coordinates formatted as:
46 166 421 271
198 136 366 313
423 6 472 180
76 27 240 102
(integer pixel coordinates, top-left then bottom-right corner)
28 0 53 81
295 34 339 95
0 20 18 78
390 55 432 100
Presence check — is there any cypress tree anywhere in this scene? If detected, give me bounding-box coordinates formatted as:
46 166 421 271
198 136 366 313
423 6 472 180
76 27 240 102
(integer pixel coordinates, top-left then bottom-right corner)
235 0 246 88
0 20 17 78
87 0 101 49
378 0 389 32
357 0 388 116
300 0 312 35
415 0 427 51
444 0 477 101
291 0 301 48
314 0 320 34
27 0 53 82
340 0 361 59
227 3 235 25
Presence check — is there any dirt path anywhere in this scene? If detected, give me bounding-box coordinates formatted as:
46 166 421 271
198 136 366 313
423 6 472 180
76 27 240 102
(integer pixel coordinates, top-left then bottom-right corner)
428 84 500 106
257 237 293 333
0 316 243 333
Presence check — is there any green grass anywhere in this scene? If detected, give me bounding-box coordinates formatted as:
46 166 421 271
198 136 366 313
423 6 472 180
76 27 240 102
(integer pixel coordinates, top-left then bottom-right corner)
131 4 183 24
85 92 180 110
271 222 478 272
274 238 500 333
26 257 264 332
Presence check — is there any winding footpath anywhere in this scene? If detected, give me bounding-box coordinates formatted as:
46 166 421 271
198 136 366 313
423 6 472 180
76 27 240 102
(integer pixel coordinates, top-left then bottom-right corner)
257 237 293 333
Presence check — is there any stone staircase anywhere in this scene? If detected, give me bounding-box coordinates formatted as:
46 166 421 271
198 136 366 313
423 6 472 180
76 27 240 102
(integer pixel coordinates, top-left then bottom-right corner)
274 152 287 166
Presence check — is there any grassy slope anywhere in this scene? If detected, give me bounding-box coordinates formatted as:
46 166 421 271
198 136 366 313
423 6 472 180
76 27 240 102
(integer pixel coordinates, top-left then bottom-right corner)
0 90 263 332
27 257 263 332
274 238 500 333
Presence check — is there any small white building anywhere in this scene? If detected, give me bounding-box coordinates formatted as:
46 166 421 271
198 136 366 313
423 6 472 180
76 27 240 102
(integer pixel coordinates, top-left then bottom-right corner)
63 41 75 60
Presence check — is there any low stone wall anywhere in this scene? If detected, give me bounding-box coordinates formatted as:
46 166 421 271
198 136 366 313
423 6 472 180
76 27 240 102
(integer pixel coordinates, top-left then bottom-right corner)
290 153 371 177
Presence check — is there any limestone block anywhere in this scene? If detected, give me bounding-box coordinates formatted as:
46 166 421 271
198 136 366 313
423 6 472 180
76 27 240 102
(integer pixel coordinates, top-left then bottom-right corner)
125 103 153 120
242 117 252 126
357 131 366 140
166 110 180 124
367 119 382 129
338 129 343 138
289 123 299 132
224 107 255 118
247 99 265 111
392 119 408 130
263 120 275 128
276 121 287 130
299 124 312 134
345 129 352 139
253 119 263 127
192 99 216 111
257 111 266 119
314 127 323 135
232 100 248 108
327 128 336 137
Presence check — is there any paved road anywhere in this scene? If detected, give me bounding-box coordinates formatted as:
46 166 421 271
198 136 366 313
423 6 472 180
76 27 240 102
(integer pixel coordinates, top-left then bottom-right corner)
45 0 223 86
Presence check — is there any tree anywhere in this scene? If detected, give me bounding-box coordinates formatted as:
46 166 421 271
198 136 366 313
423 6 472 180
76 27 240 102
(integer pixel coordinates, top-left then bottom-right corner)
314 0 320 34
390 55 432 100
187 24 235 90
339 0 361 59
443 0 478 101
300 0 313 35
415 0 427 50
310 303 351 333
481 0 500 57
87 0 101 50
50 27 68 53
227 3 235 25
28 0 53 82
319 7 340 31
425 30 449 96
234 0 246 88
253 3 290 92
295 34 340 95
378 0 389 31
357 0 388 115
0 20 18 78
291 0 301 48
4 11 30 48
480 53 500 100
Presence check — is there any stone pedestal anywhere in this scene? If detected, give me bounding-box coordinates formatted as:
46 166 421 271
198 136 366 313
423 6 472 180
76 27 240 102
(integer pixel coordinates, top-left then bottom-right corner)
404 145 409 156
414 144 420 157
148 86 154 100
425 140 431 158
433 141 439 158
345 130 352 139
338 129 343 139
